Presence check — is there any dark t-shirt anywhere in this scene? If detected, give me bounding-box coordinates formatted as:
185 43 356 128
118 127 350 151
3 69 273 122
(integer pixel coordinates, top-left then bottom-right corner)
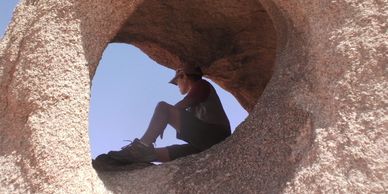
183 79 211 105
181 79 230 128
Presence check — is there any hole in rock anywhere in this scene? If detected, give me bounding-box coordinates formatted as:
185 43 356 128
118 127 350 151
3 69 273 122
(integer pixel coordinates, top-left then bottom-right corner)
88 44 248 163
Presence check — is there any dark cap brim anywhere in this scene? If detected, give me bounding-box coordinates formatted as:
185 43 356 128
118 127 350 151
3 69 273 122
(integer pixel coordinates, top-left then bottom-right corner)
169 76 178 85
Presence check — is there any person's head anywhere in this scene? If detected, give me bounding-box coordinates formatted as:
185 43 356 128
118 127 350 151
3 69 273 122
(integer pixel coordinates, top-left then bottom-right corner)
169 66 203 95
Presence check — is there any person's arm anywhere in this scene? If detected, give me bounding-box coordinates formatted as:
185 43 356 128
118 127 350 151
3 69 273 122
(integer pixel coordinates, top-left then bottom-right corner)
174 80 210 110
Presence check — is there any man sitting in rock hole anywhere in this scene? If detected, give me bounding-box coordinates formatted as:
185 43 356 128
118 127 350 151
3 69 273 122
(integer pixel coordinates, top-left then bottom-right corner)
108 66 231 163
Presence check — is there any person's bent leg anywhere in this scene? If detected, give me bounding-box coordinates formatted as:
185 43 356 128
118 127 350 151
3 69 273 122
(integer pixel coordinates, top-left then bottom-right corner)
108 101 184 163
140 101 183 145
163 144 202 161
153 144 203 162
154 147 171 162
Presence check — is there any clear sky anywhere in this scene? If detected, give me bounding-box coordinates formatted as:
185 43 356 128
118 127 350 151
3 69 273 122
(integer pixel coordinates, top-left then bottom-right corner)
1 1 248 159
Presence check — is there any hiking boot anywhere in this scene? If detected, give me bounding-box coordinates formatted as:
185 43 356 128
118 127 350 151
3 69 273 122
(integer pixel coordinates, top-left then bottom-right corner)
108 138 157 163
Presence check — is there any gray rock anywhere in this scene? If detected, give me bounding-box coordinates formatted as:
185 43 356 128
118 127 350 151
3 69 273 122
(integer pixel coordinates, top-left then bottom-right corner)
0 0 387 193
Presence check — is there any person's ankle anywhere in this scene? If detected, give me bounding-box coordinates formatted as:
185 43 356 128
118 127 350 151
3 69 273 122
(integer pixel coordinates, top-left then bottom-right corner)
139 138 153 147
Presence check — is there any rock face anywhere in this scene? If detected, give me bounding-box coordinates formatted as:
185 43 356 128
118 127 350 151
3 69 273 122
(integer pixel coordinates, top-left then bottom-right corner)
0 0 387 193
113 0 277 111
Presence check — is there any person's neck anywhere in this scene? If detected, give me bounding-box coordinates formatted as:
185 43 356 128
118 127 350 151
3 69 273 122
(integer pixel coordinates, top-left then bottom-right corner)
187 79 198 91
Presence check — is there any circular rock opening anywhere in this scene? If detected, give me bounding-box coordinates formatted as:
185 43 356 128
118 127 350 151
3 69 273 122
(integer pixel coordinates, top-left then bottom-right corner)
89 43 248 161
89 0 276 174
90 0 276 170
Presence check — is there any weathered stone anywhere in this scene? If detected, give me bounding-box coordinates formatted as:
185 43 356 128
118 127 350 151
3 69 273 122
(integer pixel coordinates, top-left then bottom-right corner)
0 0 387 193
113 0 277 111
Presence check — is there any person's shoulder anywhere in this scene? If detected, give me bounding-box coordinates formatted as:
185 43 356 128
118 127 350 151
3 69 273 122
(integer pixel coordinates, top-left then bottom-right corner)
195 79 211 87
198 78 211 84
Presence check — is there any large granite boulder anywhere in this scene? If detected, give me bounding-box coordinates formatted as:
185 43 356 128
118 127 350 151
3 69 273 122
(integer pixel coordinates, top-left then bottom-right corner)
0 0 386 193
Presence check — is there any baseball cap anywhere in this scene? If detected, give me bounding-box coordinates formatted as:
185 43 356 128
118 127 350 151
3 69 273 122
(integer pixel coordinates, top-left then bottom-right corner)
169 66 203 85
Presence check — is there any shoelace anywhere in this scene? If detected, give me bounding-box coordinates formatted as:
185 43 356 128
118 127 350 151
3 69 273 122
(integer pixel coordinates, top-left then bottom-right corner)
121 140 133 150
122 139 156 149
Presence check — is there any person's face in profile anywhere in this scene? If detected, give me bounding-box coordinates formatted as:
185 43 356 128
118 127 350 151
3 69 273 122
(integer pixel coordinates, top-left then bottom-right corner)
177 74 190 95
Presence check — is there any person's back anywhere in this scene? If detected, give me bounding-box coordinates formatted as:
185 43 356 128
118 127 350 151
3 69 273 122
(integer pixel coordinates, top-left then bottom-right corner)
186 79 230 130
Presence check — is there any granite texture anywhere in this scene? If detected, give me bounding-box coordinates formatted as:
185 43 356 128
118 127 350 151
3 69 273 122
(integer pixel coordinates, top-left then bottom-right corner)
0 0 387 193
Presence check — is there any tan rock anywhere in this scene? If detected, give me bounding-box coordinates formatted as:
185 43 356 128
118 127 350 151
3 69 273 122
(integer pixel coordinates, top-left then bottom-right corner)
0 0 386 193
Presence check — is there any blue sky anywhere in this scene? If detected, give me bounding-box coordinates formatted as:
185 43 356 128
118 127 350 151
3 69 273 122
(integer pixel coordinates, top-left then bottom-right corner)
1 1 247 159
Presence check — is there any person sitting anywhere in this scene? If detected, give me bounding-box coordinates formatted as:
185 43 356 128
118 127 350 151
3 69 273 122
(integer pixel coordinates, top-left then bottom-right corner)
108 66 231 163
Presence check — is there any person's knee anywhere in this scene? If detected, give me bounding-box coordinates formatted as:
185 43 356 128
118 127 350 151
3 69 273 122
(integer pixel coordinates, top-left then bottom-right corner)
157 101 169 107
156 101 171 112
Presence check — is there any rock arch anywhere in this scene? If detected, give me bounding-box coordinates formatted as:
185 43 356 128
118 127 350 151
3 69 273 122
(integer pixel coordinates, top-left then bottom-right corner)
0 0 386 193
